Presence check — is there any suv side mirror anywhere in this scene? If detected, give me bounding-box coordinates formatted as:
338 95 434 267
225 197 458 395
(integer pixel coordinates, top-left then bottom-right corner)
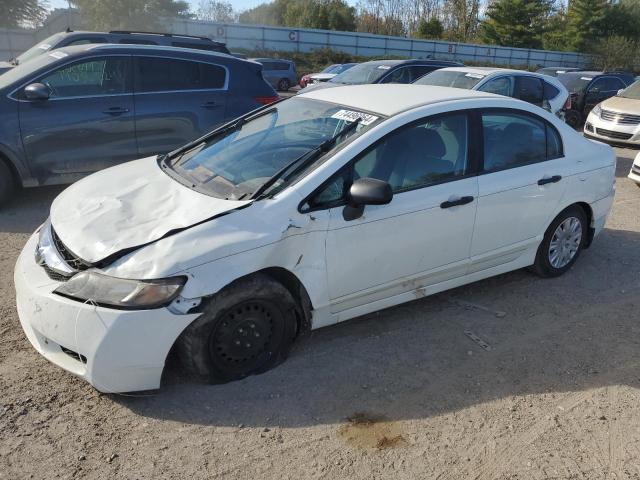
24 83 50 101
343 177 393 221
617 88 624 96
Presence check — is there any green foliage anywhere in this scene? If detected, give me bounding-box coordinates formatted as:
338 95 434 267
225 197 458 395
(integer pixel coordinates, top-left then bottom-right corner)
1 0 48 28
592 36 639 71
70 0 192 30
480 0 555 49
567 0 607 52
196 0 235 23
416 17 444 39
240 0 356 31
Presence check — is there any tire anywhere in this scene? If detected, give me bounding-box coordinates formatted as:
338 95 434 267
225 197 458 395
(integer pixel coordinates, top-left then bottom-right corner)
530 205 587 278
564 109 582 130
177 273 298 383
277 78 290 91
0 160 16 207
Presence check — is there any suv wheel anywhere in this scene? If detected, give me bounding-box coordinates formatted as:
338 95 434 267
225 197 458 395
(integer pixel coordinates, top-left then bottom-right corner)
0 160 16 206
277 78 290 91
565 109 582 129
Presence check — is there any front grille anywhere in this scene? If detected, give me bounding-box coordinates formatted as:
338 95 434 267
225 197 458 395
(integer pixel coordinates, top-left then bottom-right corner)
42 265 69 282
601 109 640 125
51 228 90 271
595 128 633 140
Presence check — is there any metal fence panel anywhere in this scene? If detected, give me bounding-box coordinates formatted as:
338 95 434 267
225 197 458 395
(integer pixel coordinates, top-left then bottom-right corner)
0 11 593 69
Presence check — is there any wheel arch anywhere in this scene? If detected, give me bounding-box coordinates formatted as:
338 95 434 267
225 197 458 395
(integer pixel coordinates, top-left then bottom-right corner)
550 201 594 248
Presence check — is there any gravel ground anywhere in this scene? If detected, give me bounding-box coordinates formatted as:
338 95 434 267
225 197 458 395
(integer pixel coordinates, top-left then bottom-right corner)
1 148 639 480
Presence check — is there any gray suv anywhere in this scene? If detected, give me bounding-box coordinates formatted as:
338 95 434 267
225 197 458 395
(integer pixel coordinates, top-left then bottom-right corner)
0 30 230 74
251 58 297 91
0 44 278 204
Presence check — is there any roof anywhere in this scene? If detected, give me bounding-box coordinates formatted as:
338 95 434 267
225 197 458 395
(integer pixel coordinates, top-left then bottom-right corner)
363 59 462 67
435 66 522 76
298 84 496 116
62 43 237 60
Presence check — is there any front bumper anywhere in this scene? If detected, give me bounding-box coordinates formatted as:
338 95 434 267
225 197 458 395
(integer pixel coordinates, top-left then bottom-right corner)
14 232 198 393
584 112 640 146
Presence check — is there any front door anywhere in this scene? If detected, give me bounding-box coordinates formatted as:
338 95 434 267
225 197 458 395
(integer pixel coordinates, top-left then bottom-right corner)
318 112 478 312
18 55 136 181
132 56 229 157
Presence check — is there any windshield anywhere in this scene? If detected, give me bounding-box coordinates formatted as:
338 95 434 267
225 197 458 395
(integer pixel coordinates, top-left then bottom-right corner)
14 33 65 65
558 74 595 94
167 97 383 199
414 70 485 89
618 80 640 100
329 63 396 85
0 50 62 91
321 64 339 73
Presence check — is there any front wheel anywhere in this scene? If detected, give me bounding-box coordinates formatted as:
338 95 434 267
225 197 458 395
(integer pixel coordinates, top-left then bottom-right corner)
177 274 298 383
530 206 587 278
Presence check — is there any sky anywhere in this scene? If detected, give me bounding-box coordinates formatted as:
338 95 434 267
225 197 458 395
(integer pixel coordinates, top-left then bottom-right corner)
48 0 281 13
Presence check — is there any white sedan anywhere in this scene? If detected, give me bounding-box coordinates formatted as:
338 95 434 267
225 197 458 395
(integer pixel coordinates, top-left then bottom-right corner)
15 85 616 392
414 66 570 117
630 151 640 187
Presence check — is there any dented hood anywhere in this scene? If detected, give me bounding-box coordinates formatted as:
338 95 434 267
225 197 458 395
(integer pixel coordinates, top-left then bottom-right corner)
50 156 251 264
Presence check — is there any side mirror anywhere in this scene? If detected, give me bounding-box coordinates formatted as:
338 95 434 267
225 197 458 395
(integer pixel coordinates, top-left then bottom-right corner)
24 83 50 101
617 88 624 96
343 177 393 221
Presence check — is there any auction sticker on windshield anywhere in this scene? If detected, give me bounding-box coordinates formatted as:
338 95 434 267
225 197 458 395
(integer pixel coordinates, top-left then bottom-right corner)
331 110 379 125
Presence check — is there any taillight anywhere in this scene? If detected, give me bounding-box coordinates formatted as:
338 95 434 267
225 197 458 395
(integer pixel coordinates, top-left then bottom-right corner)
563 96 571 110
254 96 279 105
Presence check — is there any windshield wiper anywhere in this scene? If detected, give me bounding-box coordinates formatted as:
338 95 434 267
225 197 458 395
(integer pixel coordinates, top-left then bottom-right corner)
250 118 361 200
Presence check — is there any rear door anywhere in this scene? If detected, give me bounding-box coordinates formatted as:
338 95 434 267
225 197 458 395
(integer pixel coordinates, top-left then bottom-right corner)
18 54 136 180
471 110 568 270
133 55 228 157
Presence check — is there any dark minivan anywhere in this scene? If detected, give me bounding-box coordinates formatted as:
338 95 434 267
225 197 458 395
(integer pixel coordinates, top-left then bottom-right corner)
0 30 231 74
0 44 278 203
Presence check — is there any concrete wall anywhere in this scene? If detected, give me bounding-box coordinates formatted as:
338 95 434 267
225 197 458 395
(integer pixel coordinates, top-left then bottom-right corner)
0 10 593 69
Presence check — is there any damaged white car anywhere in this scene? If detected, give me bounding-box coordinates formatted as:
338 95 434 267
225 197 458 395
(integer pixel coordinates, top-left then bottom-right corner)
15 85 616 392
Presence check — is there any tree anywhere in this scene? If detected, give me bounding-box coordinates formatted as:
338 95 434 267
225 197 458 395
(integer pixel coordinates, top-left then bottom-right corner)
416 17 444 39
71 0 192 30
592 36 638 71
196 0 236 23
541 6 570 51
566 0 607 52
480 0 555 49
1 0 48 28
241 0 356 31
443 0 480 42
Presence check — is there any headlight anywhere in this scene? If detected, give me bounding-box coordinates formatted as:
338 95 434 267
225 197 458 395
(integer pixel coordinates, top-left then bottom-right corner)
54 270 186 309
592 103 602 117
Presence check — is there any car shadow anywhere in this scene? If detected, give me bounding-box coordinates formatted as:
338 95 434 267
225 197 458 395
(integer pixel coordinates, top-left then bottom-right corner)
115 225 640 428
0 186 64 234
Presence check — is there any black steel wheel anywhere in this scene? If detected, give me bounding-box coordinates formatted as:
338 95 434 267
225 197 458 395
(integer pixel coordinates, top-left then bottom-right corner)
178 274 298 383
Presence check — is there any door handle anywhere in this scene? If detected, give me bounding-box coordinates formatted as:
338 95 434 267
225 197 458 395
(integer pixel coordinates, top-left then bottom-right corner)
537 175 562 186
440 195 474 209
200 101 220 109
102 107 129 115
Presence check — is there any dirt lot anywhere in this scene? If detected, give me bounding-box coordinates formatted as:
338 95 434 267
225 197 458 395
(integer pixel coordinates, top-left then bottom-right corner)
1 148 640 480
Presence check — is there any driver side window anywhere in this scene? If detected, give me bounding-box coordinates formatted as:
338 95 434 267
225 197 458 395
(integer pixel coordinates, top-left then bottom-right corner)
37 57 131 98
306 112 469 209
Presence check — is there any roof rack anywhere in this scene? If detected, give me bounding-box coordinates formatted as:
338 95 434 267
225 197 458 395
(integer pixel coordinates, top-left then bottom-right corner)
108 30 217 42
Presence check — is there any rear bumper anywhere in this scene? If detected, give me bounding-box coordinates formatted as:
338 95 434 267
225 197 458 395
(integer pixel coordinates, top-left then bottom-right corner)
14 232 198 393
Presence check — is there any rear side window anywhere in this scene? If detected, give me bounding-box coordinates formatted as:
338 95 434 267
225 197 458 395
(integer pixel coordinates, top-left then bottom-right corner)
482 112 563 172
380 67 413 84
478 76 513 96
135 57 226 92
543 81 560 99
272 62 291 71
515 76 543 106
